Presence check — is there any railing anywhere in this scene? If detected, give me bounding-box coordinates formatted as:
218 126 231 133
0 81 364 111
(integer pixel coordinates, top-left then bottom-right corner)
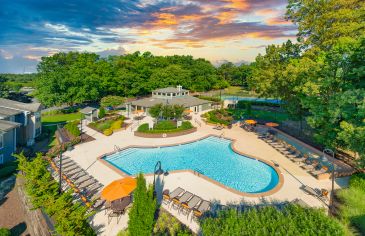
194 118 201 127
114 145 121 152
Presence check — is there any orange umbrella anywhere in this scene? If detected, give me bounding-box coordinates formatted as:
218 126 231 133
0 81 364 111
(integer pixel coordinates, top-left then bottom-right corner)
245 119 257 125
265 122 279 127
101 177 137 201
184 109 193 113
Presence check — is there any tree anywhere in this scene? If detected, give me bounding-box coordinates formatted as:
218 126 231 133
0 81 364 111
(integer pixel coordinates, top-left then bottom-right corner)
128 173 157 236
149 104 163 119
100 95 125 108
172 105 185 120
0 76 9 98
98 107 106 118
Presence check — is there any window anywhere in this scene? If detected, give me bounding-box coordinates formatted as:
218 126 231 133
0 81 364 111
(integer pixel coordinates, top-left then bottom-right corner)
0 154 3 164
0 133 3 149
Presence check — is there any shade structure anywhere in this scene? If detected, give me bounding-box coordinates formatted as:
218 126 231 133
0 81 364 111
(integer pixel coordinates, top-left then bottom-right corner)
265 122 279 127
244 119 257 125
101 177 137 201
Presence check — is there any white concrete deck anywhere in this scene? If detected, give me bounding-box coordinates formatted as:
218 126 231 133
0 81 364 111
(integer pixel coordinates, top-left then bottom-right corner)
65 112 349 236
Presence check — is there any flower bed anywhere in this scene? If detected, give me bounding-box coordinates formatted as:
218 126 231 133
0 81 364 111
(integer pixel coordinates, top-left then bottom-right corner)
201 109 233 126
88 115 128 136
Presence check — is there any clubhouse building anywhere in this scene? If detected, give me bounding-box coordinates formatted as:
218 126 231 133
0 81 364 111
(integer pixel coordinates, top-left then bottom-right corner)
127 86 212 114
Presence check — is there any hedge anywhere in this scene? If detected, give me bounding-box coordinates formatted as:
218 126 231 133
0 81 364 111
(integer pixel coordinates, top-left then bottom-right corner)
0 228 11 236
201 204 347 235
104 128 113 136
64 121 80 137
137 121 194 134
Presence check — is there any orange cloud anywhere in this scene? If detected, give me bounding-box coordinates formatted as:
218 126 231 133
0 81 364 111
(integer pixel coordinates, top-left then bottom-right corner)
150 13 178 27
266 16 290 25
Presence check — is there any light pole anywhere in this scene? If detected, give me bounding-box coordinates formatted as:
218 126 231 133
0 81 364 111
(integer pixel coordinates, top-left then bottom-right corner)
153 161 164 199
323 148 335 214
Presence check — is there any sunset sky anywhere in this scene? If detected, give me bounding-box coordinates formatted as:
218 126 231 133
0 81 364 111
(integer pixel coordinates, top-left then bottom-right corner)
0 0 297 73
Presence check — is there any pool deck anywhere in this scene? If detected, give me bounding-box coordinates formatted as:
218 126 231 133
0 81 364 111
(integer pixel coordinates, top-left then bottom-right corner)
65 112 350 236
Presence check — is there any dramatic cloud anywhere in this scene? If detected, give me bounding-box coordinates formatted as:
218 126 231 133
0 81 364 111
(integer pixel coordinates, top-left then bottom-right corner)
0 0 297 73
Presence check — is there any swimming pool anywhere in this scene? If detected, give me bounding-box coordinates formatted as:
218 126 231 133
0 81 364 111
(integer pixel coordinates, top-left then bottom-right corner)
103 136 280 194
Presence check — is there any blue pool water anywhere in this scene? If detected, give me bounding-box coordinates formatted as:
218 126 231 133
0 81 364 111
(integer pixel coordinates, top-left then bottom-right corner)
104 136 279 194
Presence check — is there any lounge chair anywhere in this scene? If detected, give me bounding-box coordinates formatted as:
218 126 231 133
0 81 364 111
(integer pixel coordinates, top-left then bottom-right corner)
172 191 193 210
310 165 329 176
73 174 91 184
162 187 184 205
78 178 97 189
301 159 319 171
301 185 327 202
192 200 211 221
180 195 202 216
108 196 132 224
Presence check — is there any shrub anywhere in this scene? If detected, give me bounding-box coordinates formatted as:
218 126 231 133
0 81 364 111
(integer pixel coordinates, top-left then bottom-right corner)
154 121 176 130
103 128 113 136
98 107 106 118
337 173 365 234
111 120 123 130
64 122 80 137
137 123 149 132
153 210 192 235
15 153 95 236
201 204 347 235
0 228 11 236
181 121 193 129
0 165 17 178
128 173 157 236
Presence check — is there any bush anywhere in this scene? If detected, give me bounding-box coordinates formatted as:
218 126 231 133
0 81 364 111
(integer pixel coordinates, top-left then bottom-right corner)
153 210 192 235
154 121 176 130
15 153 95 236
103 128 113 136
0 165 17 178
0 228 11 236
137 121 194 134
101 95 125 108
98 107 106 118
337 173 365 234
201 205 347 235
64 122 80 137
111 120 123 130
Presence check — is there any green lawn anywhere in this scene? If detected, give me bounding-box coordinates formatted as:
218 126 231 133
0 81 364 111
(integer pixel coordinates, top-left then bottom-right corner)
42 112 81 124
223 86 256 97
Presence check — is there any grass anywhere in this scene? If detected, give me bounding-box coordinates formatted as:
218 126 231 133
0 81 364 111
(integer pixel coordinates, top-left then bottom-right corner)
41 112 81 124
223 86 256 97
337 173 365 234
228 109 289 123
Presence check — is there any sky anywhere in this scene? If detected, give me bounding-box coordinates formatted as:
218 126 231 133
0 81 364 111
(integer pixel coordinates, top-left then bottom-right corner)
0 0 297 73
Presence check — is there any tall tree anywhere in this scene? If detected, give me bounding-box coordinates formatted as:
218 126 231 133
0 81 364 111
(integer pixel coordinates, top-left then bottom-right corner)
128 173 157 236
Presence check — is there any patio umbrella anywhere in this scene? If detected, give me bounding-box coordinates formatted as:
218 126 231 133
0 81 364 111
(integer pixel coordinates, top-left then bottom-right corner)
184 109 193 113
244 119 257 125
265 122 279 127
101 177 137 202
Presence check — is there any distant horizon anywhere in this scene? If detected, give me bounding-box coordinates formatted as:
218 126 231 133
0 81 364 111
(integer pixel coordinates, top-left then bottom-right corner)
0 0 297 73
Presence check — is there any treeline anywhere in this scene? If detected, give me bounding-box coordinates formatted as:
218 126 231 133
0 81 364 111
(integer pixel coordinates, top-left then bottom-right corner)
0 73 36 97
248 0 365 165
34 51 251 107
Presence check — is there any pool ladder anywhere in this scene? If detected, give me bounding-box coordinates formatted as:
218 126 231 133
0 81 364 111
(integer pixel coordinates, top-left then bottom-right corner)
114 145 121 152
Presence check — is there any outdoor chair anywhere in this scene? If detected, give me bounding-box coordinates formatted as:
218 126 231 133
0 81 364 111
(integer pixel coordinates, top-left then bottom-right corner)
162 187 184 205
180 195 202 216
78 178 97 189
108 196 132 224
301 159 319 171
73 174 91 184
310 165 329 176
171 191 193 210
192 200 211 222
301 185 328 202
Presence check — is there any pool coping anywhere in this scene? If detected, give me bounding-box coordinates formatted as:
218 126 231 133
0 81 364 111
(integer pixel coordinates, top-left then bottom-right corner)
97 134 284 198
